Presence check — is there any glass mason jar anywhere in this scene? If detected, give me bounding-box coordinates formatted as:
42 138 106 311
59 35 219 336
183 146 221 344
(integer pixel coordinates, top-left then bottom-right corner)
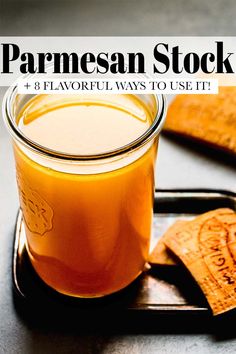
3 78 166 298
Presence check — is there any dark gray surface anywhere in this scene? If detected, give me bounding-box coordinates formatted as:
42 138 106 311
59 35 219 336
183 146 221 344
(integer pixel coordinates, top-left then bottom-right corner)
0 0 236 353
1 0 236 36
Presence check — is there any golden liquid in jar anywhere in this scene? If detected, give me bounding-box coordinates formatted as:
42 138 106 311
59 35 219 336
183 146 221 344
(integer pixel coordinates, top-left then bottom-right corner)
14 94 157 297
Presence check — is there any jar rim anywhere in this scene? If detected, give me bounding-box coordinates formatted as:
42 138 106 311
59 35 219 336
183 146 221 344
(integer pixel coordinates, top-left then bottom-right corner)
3 79 167 161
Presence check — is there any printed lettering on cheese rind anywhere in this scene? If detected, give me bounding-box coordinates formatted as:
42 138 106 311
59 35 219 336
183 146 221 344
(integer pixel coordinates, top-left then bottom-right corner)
164 227 236 315
215 213 236 261
163 208 236 315
198 217 236 303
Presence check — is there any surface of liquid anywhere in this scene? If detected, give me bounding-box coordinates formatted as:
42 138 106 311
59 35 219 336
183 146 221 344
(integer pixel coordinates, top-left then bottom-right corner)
17 94 151 154
15 94 157 297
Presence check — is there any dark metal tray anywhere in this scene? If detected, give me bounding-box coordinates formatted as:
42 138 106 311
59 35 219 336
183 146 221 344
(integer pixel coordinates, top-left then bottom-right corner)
12 189 236 330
